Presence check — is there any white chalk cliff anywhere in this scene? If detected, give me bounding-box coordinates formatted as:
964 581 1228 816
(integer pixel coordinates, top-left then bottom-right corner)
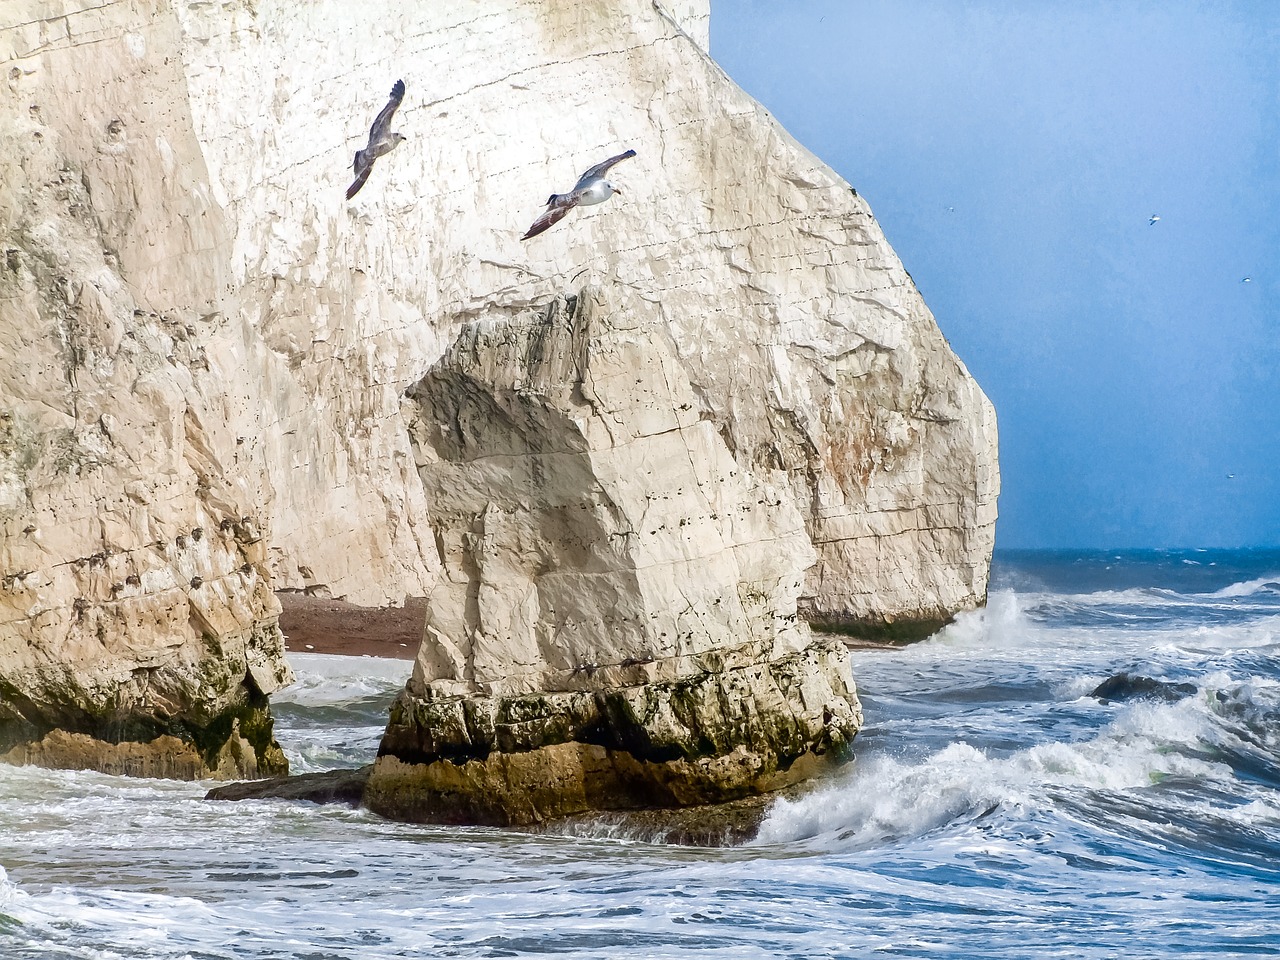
173 0 996 623
1 1 291 776
1 0 997 793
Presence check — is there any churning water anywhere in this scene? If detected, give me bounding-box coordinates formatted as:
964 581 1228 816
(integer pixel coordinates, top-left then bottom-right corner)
3 550 1279 958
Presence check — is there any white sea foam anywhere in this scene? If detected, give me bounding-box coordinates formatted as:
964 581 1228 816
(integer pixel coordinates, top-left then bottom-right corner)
1156 615 1280 656
923 589 1038 651
0 863 19 915
1011 579 1280 620
285 651 412 679
1219 795 1280 826
755 743 1013 847
15 884 214 933
757 694 1238 848
277 652 411 705
1200 673 1280 742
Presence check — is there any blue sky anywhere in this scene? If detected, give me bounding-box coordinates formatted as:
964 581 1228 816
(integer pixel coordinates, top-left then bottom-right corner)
711 1 1279 549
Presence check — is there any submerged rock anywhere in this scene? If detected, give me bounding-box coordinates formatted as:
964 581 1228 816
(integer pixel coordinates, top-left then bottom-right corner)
206 765 373 806
1090 673 1199 703
534 792 788 847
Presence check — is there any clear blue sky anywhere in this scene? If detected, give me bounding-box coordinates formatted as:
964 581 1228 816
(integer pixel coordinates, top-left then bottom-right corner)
711 1 1279 549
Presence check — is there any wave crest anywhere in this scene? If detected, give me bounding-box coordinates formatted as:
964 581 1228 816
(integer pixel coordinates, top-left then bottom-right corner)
756 691 1256 849
1210 576 1280 599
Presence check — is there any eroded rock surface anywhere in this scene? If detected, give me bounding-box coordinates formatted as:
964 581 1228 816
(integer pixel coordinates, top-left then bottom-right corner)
1 1 289 777
402 291 818 698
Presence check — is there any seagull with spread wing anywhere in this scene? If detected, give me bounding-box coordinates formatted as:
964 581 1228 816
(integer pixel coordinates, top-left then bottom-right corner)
346 79 407 200
521 149 636 239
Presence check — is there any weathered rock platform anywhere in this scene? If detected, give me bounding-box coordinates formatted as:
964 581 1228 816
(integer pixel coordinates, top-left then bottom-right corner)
368 640 860 826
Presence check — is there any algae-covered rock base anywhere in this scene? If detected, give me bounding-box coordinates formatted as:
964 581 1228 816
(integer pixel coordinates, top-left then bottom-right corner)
207 763 807 846
367 640 860 826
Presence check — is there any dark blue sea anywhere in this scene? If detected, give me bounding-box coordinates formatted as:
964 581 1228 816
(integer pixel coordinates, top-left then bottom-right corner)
3 549 1279 958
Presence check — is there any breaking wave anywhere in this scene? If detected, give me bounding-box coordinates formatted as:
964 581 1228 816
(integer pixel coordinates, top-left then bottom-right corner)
757 679 1280 850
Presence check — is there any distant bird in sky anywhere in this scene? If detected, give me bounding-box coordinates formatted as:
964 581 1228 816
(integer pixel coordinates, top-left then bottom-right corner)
1148 214 1161 225
522 149 636 240
346 79 406 200
1241 277 1252 283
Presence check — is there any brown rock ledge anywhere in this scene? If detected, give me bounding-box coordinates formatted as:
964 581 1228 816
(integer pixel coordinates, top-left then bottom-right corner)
364 639 861 828
205 764 805 847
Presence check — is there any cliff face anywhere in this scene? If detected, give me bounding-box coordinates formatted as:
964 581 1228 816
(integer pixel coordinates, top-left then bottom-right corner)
0 2 290 777
165 0 997 624
1 0 998 796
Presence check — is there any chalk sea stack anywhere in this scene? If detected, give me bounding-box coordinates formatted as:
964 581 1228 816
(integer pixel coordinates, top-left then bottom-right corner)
365 291 863 824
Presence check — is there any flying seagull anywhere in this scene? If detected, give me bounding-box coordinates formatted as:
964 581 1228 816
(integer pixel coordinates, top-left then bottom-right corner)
1148 214 1161 225
521 149 636 240
346 79 406 200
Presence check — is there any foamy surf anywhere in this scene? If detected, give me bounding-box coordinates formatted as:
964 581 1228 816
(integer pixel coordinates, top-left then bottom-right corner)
1210 575 1280 599
272 653 410 772
756 692 1238 848
2 551 1279 959
277 652 413 705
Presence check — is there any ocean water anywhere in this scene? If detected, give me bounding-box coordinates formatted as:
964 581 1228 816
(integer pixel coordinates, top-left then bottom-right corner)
2 549 1279 959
